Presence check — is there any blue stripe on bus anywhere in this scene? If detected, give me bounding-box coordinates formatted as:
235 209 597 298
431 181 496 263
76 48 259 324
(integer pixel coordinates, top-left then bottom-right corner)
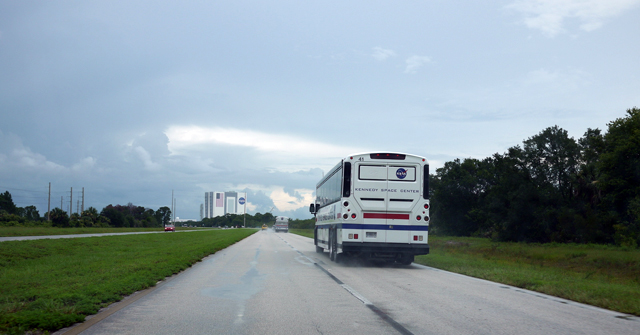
316 224 429 231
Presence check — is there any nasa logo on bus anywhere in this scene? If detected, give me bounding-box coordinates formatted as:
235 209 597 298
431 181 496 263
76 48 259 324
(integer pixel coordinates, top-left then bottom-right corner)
396 168 407 179
239 197 246 205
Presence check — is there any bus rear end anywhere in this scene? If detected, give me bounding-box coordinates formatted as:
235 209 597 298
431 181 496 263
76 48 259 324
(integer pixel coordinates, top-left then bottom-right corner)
274 216 289 233
311 152 429 264
341 153 429 263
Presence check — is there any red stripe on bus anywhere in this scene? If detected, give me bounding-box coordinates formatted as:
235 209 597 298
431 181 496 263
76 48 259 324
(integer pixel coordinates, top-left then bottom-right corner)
363 213 410 220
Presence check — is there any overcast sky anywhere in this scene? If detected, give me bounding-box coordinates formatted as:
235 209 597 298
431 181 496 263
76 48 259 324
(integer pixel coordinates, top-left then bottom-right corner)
1 0 638 220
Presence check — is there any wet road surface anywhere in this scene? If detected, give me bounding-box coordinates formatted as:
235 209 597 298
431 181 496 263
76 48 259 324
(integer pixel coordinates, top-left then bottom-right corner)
59 230 639 335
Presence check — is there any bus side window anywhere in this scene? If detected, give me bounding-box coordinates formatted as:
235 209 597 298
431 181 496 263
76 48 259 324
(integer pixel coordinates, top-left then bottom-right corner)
343 162 351 197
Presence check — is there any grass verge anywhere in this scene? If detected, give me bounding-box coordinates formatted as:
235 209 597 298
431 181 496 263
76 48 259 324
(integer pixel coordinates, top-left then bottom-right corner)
418 236 640 315
0 226 210 237
0 229 256 334
288 228 313 238
290 229 640 316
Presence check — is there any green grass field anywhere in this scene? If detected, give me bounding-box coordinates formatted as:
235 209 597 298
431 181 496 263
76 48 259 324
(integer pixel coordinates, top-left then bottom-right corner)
3 227 638 333
0 226 209 237
418 236 640 315
0 229 256 334
290 229 640 316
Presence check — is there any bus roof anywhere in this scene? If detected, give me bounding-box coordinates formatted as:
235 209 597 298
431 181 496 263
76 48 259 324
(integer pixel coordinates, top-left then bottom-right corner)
343 152 427 163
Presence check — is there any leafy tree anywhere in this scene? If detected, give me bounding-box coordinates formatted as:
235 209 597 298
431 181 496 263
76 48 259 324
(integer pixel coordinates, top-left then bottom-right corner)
290 218 315 229
155 206 171 226
522 125 580 201
81 207 100 226
481 148 545 242
142 209 159 227
0 191 17 214
599 107 640 246
101 205 125 227
599 108 640 215
97 215 111 227
431 158 485 236
124 215 135 227
70 213 82 227
50 208 70 227
260 212 274 224
23 205 40 221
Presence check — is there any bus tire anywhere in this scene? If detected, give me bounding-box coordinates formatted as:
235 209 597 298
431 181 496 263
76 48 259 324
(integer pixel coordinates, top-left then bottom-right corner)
314 227 318 246
330 230 341 263
329 233 336 262
397 255 414 265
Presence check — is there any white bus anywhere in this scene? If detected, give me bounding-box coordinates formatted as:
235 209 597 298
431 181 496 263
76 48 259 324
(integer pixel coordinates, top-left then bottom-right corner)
274 216 289 233
309 152 430 264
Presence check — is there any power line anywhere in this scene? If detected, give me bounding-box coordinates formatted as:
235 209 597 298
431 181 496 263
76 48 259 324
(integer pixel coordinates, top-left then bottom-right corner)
0 185 49 194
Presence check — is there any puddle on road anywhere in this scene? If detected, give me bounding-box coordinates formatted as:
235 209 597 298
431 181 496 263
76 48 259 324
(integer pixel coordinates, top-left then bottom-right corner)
201 246 266 324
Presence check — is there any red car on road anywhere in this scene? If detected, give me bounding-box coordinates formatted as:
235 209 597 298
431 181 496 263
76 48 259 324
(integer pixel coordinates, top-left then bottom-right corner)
164 225 175 232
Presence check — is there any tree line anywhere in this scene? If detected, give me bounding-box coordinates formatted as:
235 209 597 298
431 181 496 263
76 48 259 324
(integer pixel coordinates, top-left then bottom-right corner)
200 213 315 229
0 193 172 228
430 107 640 247
0 191 317 230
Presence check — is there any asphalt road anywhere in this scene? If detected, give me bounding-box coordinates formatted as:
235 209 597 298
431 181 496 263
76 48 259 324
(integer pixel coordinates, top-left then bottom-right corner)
59 230 639 335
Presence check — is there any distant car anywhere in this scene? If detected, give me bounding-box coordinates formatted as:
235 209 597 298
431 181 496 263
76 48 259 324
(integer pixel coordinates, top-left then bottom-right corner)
261 224 268 230
164 225 175 232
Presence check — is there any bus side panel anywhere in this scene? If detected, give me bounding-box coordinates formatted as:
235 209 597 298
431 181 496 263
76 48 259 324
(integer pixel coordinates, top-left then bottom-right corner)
317 226 329 249
316 202 338 250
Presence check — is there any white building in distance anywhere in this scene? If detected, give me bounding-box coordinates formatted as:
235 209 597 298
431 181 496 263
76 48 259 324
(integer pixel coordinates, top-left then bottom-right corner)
204 191 247 219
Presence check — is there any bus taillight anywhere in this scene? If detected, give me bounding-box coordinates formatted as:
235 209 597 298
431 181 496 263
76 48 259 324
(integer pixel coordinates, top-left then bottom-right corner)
416 215 422 221
424 204 429 209
351 213 357 219
424 216 430 222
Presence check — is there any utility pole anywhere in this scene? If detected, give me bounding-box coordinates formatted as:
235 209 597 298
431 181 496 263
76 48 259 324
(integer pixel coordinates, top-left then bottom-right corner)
171 190 174 226
243 193 247 228
70 187 73 215
61 196 63 210
81 187 85 213
77 200 80 215
47 182 51 221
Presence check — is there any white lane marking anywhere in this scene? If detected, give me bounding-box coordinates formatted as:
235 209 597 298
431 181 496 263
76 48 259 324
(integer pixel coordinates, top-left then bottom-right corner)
342 284 372 305
275 234 372 305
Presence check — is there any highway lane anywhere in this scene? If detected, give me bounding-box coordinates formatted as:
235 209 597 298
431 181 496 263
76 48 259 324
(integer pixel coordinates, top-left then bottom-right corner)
63 230 639 335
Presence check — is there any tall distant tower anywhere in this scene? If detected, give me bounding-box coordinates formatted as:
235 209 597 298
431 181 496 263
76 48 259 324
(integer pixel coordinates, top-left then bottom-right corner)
204 191 247 218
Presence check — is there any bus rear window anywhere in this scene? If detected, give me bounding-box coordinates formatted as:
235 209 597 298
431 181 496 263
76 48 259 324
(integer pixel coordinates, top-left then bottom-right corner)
359 165 387 180
389 166 416 181
359 165 416 181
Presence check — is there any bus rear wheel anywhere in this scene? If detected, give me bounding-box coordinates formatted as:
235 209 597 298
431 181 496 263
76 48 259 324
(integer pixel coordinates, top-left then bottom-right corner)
314 228 323 253
329 231 341 263
397 254 414 265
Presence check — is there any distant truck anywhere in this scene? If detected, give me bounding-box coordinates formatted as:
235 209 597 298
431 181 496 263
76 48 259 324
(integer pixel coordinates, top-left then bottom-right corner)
274 216 289 233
